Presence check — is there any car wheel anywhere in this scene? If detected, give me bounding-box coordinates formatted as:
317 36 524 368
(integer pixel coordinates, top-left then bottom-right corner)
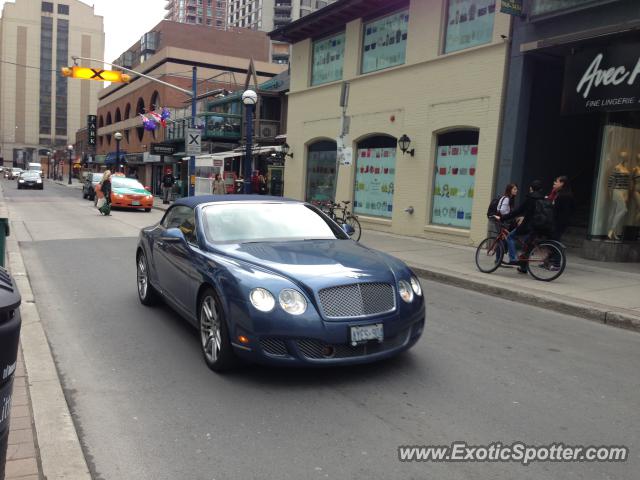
144 208 151 212
137 251 159 306
199 288 237 372
83 191 87 199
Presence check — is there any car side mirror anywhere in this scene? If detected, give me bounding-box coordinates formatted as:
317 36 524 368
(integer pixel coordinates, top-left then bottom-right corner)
342 224 355 237
162 227 185 243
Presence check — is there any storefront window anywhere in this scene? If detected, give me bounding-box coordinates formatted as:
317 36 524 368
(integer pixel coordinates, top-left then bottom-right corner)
531 0 607 16
361 10 409 74
306 141 337 203
444 0 495 54
311 32 345 86
590 124 640 240
354 136 397 218
431 130 478 229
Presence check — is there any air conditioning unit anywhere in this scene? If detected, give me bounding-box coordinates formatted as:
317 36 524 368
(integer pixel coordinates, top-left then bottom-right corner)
260 123 279 138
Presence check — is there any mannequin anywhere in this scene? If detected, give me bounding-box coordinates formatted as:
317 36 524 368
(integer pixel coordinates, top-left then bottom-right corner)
607 150 630 240
633 154 640 225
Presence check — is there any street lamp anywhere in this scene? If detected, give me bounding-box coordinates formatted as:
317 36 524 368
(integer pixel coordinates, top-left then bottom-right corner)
67 144 73 184
114 131 123 173
242 89 258 194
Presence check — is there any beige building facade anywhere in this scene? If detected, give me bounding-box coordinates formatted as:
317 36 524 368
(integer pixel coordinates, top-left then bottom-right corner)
0 0 104 167
271 0 511 245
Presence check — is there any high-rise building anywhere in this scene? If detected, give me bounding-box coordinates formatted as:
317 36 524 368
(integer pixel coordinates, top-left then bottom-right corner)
0 0 104 167
228 0 337 64
164 0 228 30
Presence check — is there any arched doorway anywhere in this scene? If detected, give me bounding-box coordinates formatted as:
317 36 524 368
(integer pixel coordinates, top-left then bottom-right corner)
354 135 397 218
306 140 337 203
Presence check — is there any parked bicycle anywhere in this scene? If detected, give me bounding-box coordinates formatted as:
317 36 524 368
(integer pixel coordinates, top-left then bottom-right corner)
315 200 362 241
475 220 566 281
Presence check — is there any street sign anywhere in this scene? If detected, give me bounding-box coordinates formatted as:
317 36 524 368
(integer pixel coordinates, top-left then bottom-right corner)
61 66 130 83
500 0 523 16
186 129 202 155
150 143 177 156
87 115 97 146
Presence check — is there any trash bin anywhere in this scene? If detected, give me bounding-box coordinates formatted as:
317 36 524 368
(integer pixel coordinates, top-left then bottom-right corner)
0 267 22 480
0 219 8 268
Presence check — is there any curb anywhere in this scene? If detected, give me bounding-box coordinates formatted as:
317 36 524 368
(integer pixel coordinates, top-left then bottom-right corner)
2 187 91 479
408 263 640 333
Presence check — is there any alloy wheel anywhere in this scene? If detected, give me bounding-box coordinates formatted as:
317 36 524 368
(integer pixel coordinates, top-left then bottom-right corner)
137 255 148 299
200 296 222 364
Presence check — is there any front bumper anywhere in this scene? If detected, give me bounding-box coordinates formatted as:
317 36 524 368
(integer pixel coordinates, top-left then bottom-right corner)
230 305 425 367
18 182 42 189
110 197 153 209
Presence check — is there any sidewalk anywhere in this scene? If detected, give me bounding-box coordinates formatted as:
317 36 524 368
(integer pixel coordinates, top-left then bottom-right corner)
49 178 83 189
151 197 640 331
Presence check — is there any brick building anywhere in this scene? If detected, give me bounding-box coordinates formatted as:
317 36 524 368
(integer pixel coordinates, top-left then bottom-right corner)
96 20 285 194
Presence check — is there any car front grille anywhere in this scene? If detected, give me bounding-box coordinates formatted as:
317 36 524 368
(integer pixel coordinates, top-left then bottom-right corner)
260 337 288 357
318 282 395 319
296 327 410 360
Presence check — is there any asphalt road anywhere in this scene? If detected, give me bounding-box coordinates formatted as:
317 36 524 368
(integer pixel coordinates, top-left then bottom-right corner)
4 178 640 480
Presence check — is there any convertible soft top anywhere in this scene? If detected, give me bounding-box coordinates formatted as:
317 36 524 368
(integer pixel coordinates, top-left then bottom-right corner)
173 195 299 209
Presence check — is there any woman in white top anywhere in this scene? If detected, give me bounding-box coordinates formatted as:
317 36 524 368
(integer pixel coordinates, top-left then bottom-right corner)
498 183 518 216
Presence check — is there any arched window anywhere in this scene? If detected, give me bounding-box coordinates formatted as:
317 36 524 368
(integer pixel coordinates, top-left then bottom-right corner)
150 90 160 111
106 133 112 146
124 129 130 143
431 129 479 229
137 126 144 142
98 115 104 128
115 108 122 123
136 97 145 115
106 112 112 126
124 103 131 120
306 140 337 203
98 135 103 147
354 135 397 218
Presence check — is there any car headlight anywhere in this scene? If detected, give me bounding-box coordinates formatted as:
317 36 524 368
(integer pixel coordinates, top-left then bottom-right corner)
18 179 24 183
279 289 307 315
116 194 124 198
410 276 422 296
36 179 42 183
249 288 275 312
398 280 414 303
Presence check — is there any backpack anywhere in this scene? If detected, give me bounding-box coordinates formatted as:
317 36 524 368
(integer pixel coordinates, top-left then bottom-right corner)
531 198 555 233
486 197 501 218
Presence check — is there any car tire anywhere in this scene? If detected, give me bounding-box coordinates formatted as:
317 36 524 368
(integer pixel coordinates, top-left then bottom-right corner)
39 185 43 190
144 208 151 212
136 250 159 306
198 288 237 372
82 191 87 199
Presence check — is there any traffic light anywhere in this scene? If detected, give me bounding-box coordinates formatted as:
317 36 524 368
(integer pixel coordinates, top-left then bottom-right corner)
60 66 131 83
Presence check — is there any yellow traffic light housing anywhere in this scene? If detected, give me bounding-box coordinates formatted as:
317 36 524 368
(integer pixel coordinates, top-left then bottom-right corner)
60 66 131 83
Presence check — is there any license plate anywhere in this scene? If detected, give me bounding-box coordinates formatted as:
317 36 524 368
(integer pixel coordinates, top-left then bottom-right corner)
350 323 383 345
131 201 141 206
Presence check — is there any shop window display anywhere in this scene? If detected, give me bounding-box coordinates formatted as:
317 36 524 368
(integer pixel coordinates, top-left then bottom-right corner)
431 131 478 229
361 10 409 74
311 32 345 86
306 141 337 203
590 125 640 241
354 140 397 218
444 0 496 54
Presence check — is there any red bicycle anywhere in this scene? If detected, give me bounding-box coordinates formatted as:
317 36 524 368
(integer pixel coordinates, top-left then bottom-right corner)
475 220 566 281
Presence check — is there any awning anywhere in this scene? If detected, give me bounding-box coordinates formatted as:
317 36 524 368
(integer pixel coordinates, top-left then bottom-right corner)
194 145 284 167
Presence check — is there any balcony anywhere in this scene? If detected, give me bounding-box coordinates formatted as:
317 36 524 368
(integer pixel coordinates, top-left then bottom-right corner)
166 113 243 142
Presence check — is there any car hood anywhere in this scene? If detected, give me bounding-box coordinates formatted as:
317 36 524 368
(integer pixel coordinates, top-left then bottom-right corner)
211 239 403 290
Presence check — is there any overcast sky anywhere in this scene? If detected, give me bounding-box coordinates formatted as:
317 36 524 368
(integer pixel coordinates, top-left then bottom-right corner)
0 0 167 64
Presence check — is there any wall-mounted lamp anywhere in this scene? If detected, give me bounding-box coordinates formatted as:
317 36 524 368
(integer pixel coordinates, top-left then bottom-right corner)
398 134 415 157
404 206 414 215
281 142 294 159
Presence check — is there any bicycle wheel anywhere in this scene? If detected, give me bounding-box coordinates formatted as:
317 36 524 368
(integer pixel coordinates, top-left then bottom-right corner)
475 237 504 273
526 241 566 281
346 215 362 241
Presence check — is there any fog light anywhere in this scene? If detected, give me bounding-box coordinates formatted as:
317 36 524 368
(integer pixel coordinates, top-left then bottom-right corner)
321 345 335 358
238 335 250 344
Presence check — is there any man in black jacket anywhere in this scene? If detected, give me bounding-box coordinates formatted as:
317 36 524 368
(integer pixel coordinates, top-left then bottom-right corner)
161 168 175 204
497 180 546 272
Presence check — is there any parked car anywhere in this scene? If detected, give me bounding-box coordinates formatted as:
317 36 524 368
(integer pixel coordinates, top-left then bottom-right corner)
17 171 43 189
7 168 22 180
82 172 103 200
136 196 425 372
110 176 153 211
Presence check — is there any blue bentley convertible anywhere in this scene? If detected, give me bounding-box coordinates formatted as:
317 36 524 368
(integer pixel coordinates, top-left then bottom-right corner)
136 196 425 372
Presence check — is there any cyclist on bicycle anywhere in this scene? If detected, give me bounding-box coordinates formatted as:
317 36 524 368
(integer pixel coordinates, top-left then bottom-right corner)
495 180 550 273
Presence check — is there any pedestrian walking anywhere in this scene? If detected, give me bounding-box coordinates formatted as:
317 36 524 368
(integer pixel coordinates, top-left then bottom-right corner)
547 175 574 242
212 173 226 195
97 170 112 216
258 173 268 195
162 168 175 204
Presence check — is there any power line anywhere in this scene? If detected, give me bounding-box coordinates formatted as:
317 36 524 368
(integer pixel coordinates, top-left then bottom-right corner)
0 59 58 72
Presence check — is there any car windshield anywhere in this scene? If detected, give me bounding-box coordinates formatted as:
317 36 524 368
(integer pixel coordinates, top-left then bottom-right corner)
91 174 103 183
202 202 347 243
112 177 145 190
22 172 40 178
